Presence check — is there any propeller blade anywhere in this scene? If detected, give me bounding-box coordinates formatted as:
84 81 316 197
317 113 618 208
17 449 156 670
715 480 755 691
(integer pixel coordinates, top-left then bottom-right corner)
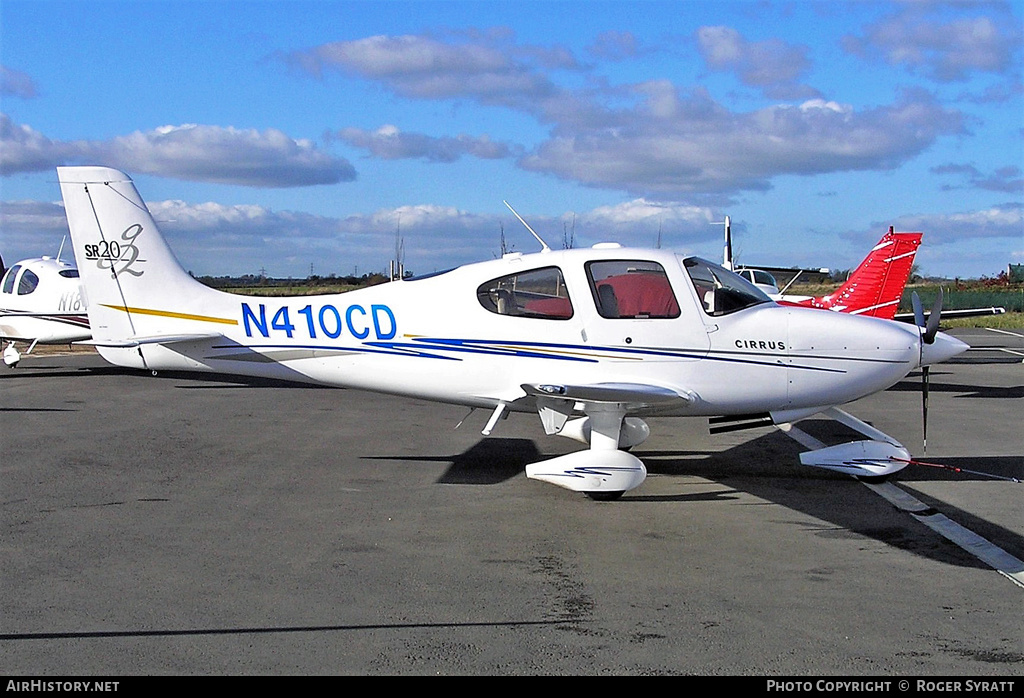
924 287 943 344
912 290 926 367
912 291 925 328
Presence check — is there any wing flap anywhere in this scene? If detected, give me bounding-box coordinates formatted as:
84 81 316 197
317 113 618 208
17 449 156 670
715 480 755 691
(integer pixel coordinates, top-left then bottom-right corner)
521 382 692 409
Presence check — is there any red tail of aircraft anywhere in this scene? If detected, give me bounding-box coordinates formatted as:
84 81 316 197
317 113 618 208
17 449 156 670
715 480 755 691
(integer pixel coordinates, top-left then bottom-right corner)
781 228 922 320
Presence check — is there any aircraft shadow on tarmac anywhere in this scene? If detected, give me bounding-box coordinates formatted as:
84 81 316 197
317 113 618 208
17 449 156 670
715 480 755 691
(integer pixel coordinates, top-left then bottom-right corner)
888 372 1023 399
0 364 127 379
0 406 77 413
8 358 1020 572
364 438 542 485
370 425 1022 572
632 425 1023 572
949 355 1023 365
0 618 568 643
2 361 335 390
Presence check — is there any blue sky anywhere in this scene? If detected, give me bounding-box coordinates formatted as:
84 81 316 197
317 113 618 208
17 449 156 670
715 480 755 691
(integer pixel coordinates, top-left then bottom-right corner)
1 0 1021 279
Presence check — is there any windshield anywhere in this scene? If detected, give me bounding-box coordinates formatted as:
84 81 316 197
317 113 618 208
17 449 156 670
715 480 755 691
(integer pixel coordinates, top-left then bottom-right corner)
2 265 21 294
681 257 771 316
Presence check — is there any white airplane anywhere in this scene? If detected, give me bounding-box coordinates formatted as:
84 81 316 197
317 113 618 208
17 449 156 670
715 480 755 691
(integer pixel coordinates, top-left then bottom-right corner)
57 166 967 499
1 246 91 367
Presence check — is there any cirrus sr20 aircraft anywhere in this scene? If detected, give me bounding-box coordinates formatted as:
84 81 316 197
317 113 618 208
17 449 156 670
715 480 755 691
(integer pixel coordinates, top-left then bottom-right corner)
57 167 967 500
1 251 90 367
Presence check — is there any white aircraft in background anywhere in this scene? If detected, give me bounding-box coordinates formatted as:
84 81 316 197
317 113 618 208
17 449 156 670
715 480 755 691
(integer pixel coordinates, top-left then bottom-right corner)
58 167 966 499
1 244 91 367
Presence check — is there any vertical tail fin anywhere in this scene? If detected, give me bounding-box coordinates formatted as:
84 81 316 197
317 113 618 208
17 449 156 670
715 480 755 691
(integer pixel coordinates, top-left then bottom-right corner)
801 229 922 320
57 167 230 361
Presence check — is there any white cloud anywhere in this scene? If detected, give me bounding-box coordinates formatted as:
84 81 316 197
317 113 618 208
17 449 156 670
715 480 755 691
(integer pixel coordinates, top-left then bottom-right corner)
883 204 1023 245
102 124 355 187
798 99 850 114
696 26 817 98
932 163 1023 193
519 89 963 199
336 124 517 162
843 10 1022 82
293 32 968 201
0 115 72 174
290 34 561 109
301 34 509 79
0 115 355 187
0 194 719 278
579 199 711 230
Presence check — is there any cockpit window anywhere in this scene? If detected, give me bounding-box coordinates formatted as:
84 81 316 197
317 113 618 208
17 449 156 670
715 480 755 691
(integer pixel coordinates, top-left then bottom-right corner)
477 266 573 319
682 257 771 316
59 269 80 279
2 264 21 294
17 269 39 295
586 260 680 319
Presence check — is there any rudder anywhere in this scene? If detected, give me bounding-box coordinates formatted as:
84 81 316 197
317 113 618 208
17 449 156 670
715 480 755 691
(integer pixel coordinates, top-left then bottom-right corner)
793 229 922 319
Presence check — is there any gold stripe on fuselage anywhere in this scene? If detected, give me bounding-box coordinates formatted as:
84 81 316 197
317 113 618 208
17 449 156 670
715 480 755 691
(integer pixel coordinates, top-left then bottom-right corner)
101 304 238 325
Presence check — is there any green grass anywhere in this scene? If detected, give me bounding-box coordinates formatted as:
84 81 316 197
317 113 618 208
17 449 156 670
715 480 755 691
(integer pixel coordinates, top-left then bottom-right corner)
224 284 362 296
781 282 1023 329
939 311 1023 330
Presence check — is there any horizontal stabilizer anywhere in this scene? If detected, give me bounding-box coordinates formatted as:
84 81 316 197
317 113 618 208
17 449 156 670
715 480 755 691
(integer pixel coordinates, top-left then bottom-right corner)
895 306 1006 323
77 332 222 348
0 311 87 319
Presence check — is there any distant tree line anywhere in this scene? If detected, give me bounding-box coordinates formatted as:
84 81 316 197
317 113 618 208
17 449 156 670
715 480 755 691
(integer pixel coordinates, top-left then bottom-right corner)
191 271 390 290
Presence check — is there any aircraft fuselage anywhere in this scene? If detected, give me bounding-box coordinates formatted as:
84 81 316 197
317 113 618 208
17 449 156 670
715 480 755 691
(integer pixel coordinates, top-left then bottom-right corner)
87 246 931 418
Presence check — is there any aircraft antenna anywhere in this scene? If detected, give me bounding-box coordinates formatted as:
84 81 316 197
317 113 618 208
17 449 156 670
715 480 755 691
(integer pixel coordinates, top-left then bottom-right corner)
712 216 732 270
56 236 67 263
393 213 405 280
503 201 551 252
777 270 804 296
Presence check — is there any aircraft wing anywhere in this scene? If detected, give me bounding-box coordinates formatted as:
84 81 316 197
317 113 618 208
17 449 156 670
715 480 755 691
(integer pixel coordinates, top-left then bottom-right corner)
0 331 44 341
521 382 692 409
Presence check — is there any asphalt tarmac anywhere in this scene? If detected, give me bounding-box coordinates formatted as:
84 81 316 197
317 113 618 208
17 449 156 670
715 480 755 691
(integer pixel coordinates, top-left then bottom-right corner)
1 329 1021 675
